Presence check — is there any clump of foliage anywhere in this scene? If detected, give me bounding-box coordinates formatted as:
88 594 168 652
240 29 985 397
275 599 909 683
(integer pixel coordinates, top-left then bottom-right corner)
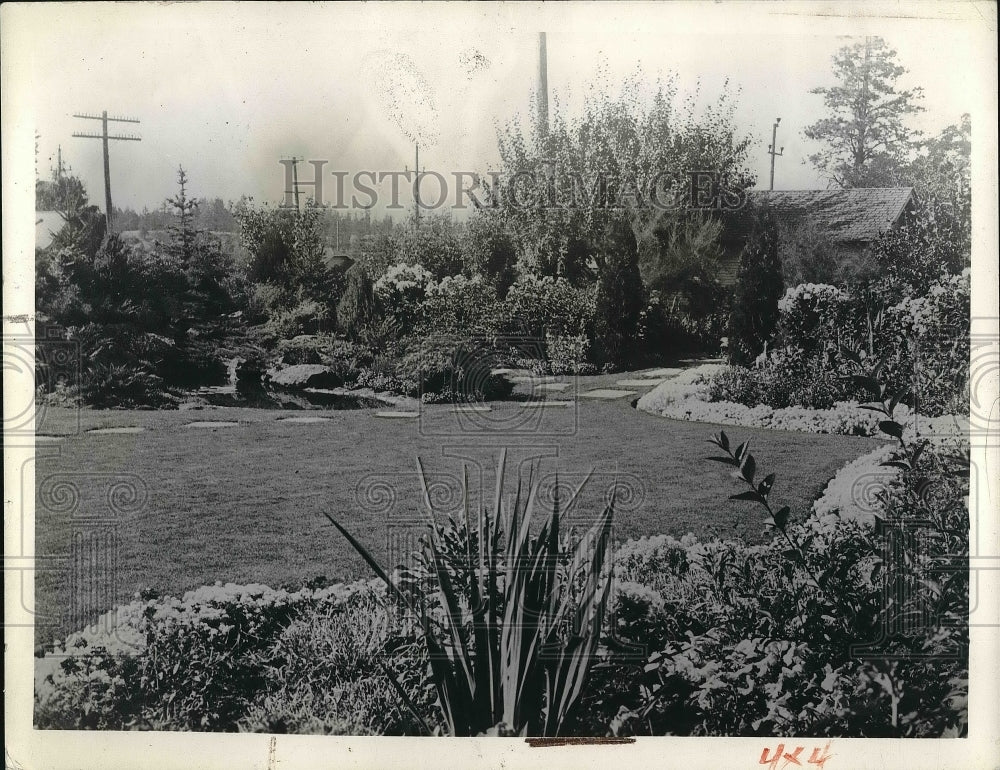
591 218 645 369
35 169 244 406
728 209 783 366
324 452 616 736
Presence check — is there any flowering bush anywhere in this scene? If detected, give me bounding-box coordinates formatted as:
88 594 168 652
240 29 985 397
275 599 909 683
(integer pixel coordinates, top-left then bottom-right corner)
394 336 513 401
575 414 969 738
877 269 970 416
644 395 909 436
545 332 591 375
776 283 852 356
502 274 595 340
34 580 394 731
373 263 434 330
419 274 503 339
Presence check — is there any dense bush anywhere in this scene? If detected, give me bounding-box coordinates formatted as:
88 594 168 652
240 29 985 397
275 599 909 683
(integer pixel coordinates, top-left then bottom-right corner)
729 211 783 366
418 274 504 339
393 336 514 402
775 283 853 356
591 219 645 368
336 268 378 341
545 333 591 375
373 263 434 331
577 415 968 737
503 274 595 342
34 581 416 731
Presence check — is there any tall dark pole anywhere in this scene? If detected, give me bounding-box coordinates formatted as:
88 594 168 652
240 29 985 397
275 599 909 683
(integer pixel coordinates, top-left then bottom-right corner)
767 117 784 191
414 142 421 228
538 32 549 139
101 112 112 225
73 111 141 232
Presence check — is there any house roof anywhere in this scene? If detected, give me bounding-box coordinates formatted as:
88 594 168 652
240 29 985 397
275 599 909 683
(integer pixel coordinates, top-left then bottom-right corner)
749 187 915 243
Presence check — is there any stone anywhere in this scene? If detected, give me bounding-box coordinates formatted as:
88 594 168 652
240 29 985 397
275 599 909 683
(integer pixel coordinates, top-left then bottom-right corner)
616 379 663 387
375 411 420 418
578 389 637 400
276 416 331 424
641 368 683 378
535 382 571 392
184 421 240 429
87 427 145 434
266 364 342 391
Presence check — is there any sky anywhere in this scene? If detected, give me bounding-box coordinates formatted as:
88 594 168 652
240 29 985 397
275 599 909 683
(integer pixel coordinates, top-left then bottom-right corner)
5 2 994 217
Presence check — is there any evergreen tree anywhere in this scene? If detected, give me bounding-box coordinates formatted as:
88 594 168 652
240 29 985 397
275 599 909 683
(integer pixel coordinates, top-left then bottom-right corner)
592 218 644 368
336 267 378 340
729 210 783 366
804 37 924 188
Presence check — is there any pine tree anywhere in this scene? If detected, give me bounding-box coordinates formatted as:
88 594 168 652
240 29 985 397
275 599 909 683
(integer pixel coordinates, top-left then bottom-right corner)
804 37 924 188
166 166 199 263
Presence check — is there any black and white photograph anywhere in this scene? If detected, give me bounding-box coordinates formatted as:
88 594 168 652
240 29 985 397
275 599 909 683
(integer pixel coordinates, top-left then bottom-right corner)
3 2 998 768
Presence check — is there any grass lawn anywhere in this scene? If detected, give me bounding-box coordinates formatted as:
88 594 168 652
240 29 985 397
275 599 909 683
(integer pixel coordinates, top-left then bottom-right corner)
33 387 878 647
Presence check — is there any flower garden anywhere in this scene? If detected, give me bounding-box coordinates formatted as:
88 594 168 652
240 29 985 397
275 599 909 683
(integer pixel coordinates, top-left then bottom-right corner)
32 44 974 738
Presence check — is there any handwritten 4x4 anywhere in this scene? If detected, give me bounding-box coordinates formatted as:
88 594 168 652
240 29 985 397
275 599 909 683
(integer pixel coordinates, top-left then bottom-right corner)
760 743 833 770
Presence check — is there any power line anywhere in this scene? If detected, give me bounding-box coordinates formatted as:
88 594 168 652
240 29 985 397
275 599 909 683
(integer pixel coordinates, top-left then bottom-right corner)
72 111 141 232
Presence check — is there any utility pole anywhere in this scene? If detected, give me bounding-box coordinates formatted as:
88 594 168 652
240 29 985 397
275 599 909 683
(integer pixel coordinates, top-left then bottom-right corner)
413 142 421 228
767 117 784 191
281 155 304 212
72 111 141 232
538 32 549 139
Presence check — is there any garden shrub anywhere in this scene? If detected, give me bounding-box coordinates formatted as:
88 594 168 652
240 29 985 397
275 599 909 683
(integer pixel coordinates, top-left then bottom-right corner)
373 263 434 331
545 332 591 375
729 210 783 366
419 274 503 339
78 364 170 410
336 268 378 341
591 218 645 368
578 410 968 738
502 274 595 342
34 581 389 731
277 334 330 365
394 336 513 401
876 269 970 416
775 283 852 356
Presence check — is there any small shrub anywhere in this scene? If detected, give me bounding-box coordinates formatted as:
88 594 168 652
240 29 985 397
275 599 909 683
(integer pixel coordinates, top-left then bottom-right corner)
79 363 170 409
545 333 591 375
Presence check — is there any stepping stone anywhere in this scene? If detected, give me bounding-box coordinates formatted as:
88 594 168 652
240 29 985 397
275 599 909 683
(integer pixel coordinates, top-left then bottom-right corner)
87 427 145 434
616 379 662 388
375 411 420 419
35 435 65 442
519 400 572 408
536 382 570 392
451 404 491 413
490 368 517 376
276 416 331 424
184 421 240 429
641 368 684 378
578 389 637 400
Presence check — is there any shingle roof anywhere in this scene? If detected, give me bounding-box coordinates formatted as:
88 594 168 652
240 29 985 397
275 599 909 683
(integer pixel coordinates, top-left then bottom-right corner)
749 188 914 243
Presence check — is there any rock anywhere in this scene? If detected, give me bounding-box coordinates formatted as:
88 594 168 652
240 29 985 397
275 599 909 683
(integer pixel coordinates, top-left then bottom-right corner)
266 364 343 391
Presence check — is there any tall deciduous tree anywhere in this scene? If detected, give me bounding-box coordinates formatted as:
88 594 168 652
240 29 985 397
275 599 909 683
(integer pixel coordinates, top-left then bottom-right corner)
804 37 924 188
